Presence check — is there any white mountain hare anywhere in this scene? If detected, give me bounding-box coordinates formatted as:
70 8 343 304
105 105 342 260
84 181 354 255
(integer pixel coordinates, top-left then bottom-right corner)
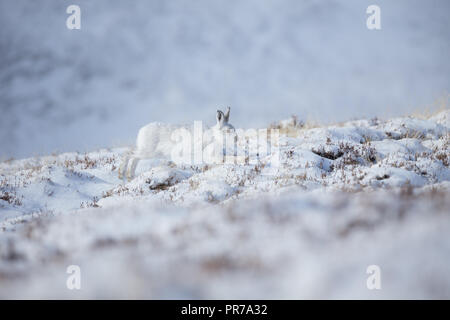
119 107 235 181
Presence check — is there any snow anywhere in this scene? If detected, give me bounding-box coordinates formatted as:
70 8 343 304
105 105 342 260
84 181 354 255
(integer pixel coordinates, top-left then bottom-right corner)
0 111 449 298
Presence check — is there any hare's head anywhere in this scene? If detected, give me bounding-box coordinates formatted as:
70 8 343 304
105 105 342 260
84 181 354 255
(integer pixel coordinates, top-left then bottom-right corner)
216 107 231 127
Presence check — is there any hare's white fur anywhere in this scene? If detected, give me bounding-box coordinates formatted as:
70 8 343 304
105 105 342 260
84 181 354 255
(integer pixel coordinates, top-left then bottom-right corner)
119 107 235 181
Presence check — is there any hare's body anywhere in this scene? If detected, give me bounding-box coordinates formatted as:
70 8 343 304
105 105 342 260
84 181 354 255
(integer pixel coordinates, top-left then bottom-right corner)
119 107 235 181
135 122 177 158
118 122 180 181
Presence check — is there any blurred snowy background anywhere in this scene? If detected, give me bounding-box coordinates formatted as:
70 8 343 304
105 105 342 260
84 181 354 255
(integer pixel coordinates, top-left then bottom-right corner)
1 0 449 159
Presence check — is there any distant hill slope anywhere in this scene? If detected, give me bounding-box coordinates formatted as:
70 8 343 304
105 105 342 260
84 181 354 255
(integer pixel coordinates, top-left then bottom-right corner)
1 0 449 158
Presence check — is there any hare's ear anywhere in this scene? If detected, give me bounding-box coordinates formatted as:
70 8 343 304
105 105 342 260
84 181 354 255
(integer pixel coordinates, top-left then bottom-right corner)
216 110 223 123
224 107 230 122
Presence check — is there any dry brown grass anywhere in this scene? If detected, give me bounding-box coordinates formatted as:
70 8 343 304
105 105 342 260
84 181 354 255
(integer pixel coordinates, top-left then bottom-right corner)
0 190 23 206
269 115 322 138
410 93 449 120
80 196 100 208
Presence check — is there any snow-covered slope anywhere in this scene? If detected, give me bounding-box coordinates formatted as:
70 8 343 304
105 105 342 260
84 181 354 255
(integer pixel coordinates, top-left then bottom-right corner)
0 111 449 298
1 0 449 158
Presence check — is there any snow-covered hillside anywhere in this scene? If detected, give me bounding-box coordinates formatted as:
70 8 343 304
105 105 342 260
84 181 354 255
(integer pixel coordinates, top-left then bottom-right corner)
0 111 449 298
